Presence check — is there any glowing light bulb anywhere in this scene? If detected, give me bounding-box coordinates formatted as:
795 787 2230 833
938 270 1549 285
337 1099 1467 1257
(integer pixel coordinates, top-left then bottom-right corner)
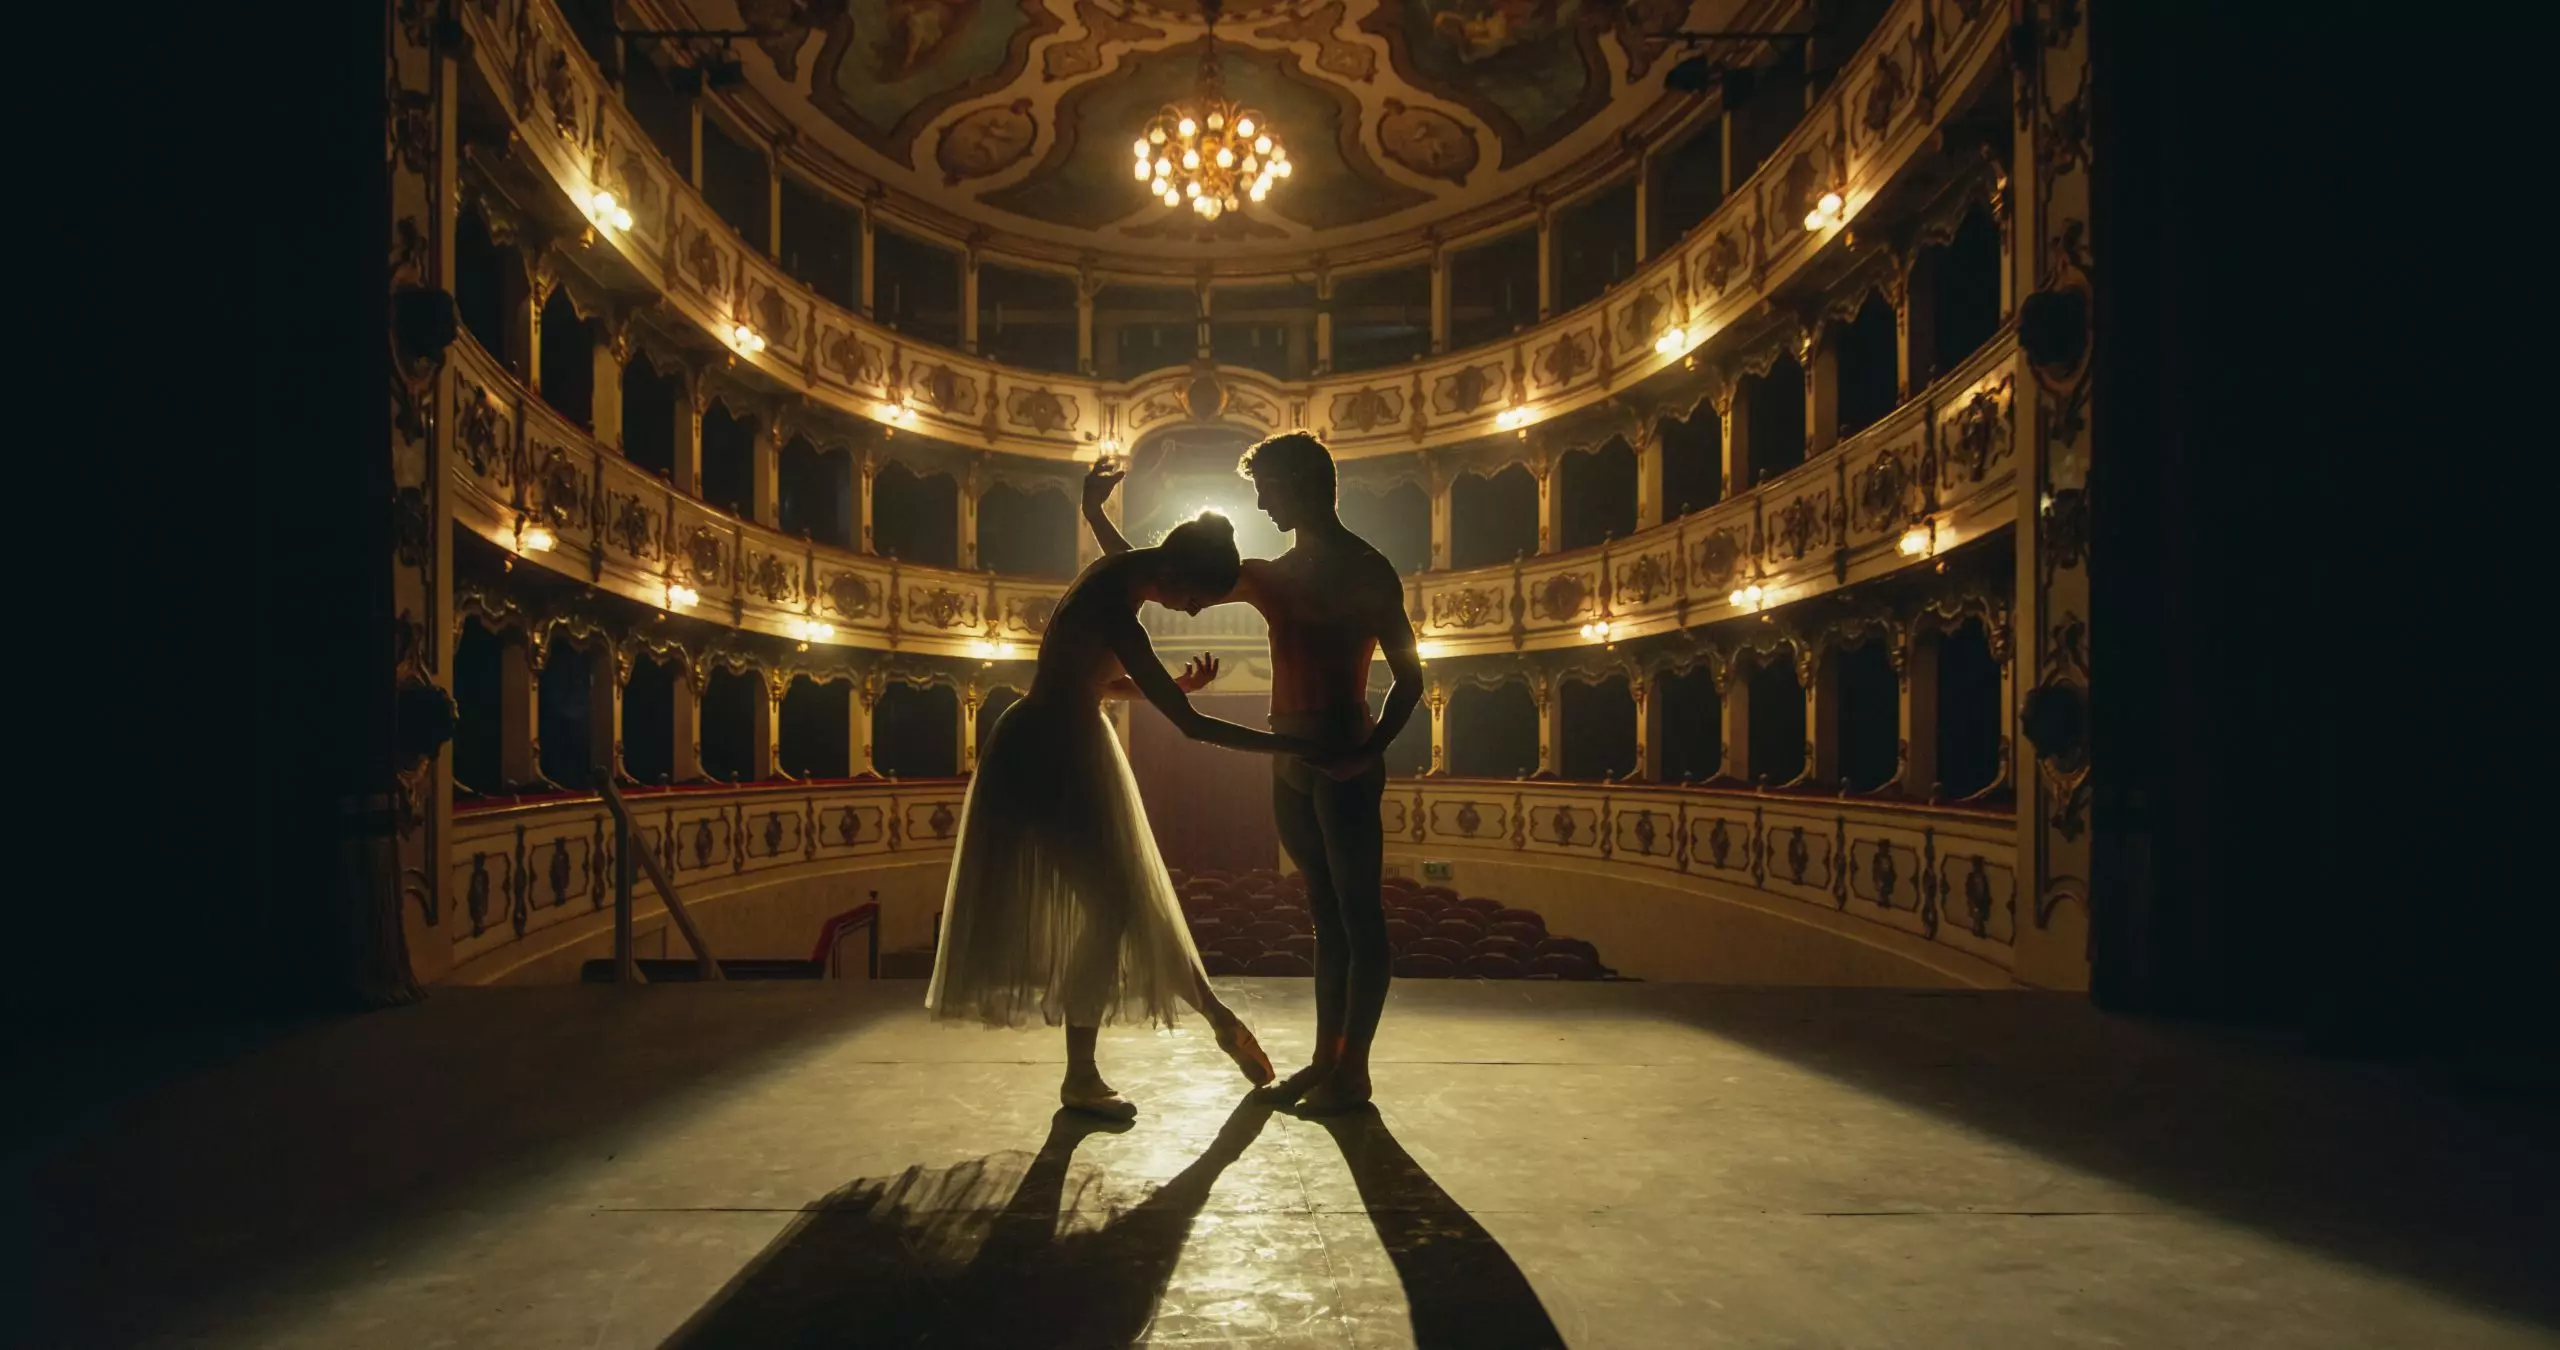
1818 190 1844 216
1249 182 1268 202
1154 156 1171 177
1654 327 1687 356
1163 188 1181 207
1134 160 1152 181
1133 137 1152 158
1897 524 1932 557
1182 147 1200 169
1215 146 1234 168
1274 159 1292 177
1207 110 1225 130
1804 208 1827 231
667 583 700 610
1254 134 1272 155
1185 181 1201 199
1177 116 1197 138
1414 640 1443 662
1237 117 1256 138
520 524 556 552
1149 126 1167 145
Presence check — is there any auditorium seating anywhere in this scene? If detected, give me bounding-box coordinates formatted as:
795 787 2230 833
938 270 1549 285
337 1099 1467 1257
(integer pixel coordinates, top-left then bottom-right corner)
1171 869 1617 981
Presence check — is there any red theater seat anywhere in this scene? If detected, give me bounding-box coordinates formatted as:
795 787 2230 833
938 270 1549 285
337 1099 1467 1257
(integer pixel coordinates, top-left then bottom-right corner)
1202 950 1246 976
1464 953 1527 979
1277 932 1317 961
1204 908 1252 931
1487 921 1543 945
1491 908 1546 933
1246 951 1314 976
1431 918 1485 943
1244 920 1298 945
1393 953 1457 978
1386 907 1433 930
1407 936 1469 964
1471 935 1530 961
1536 936 1601 964
1212 936 1265 966
1417 885 1459 905
1454 896 1504 919
1383 920 1422 952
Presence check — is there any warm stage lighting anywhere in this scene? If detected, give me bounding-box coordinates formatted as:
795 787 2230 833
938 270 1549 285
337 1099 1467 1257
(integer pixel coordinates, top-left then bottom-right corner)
1654 327 1688 356
728 322 767 354
666 582 701 610
1804 189 1846 232
1577 620 1618 642
1414 639 1443 662
517 522 556 553
1897 520 1935 557
585 189 633 233
1728 583 1767 611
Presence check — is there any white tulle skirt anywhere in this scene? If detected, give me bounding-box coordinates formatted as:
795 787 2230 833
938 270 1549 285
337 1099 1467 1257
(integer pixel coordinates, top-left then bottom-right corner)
925 696 1206 1029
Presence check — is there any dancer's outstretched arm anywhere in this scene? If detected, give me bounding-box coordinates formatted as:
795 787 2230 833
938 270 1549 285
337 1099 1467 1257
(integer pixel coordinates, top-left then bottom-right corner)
1081 460 1137 556
1104 617 1323 758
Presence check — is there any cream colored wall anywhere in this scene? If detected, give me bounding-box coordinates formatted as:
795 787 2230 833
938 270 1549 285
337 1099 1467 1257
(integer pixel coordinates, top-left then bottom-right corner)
1382 850 2009 989
448 857 954 986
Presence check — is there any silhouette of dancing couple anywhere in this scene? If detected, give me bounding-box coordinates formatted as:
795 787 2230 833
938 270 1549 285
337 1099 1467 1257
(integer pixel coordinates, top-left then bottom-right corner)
926 430 1423 1119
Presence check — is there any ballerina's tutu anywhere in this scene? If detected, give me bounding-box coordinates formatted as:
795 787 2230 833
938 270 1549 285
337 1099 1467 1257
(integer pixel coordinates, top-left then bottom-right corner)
925 693 1206 1029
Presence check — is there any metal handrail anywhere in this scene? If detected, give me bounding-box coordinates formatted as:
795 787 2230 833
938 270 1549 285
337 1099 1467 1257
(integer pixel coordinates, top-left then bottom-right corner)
597 777 724 982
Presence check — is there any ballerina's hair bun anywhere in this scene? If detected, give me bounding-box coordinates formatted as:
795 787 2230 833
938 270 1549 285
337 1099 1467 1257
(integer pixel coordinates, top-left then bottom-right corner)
1159 510 1242 593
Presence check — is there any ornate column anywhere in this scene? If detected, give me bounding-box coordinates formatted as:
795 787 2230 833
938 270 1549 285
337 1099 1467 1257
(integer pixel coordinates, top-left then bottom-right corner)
855 446 878 553
749 413 780 528
1716 380 1746 498
1533 450 1561 554
1804 644 1840 788
2012 4 2095 990
1426 681 1450 775
1313 263 1334 375
1898 625 1940 800
849 674 880 777
686 95 704 188
1532 674 1563 778
765 147 783 258
1426 455 1453 570
498 630 539 789
1634 669 1661 781
1719 655 1752 783
511 251 548 388
1894 255 1930 403
857 196 877 317
1804 324 1839 456
750 670 783 781
670 662 706 784
1427 236 1450 354
1631 142 1653 262
961 238 983 354
1535 199 1556 319
590 319 626 449
1632 420 1666 530
959 455 983 570
673 366 706 496
961 683 983 774
1075 260 1097 375
591 643 627 785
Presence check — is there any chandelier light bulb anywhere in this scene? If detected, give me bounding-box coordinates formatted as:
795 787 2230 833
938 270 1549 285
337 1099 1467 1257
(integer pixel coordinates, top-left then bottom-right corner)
1182 147 1201 169
1207 110 1224 129
1254 134 1272 155
1133 137 1152 158
1237 117 1256 137
1135 160 1152 181
1178 116 1197 138
1154 156 1171 177
1149 126 1167 145
1215 146 1234 168
1162 188 1181 207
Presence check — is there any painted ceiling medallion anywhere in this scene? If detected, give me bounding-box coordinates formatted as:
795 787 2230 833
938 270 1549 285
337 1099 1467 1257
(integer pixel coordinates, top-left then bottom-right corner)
1377 97 1477 185
938 98 1040 183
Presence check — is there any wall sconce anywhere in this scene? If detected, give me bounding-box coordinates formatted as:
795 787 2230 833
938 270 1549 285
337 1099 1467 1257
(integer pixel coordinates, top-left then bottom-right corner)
1896 517 1936 558
877 399 918 427
585 189 634 233
1495 406 1532 431
1653 326 1689 357
970 638 1019 661
1802 189 1845 232
728 322 768 355
665 582 701 610
513 516 556 553
1414 639 1443 662
788 617 835 645
1577 619 1619 643
1727 582 1767 612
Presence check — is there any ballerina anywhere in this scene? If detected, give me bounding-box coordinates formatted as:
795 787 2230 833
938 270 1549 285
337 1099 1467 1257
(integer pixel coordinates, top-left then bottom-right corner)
925 511 1331 1119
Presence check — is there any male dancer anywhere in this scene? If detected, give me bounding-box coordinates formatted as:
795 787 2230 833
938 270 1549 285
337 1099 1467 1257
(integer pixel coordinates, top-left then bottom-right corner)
1084 431 1422 1111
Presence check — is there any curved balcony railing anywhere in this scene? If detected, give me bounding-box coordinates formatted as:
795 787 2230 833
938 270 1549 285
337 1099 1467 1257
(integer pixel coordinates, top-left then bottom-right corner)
443 774 2013 985
443 777 968 979
449 332 1070 658
1408 326 2020 655
1386 777 2018 983
462 0 2005 462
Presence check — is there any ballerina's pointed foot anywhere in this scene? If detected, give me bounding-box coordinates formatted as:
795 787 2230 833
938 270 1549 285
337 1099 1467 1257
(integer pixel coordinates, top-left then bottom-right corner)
1061 1077 1140 1121
1213 1014 1276 1086
1294 1072 1373 1115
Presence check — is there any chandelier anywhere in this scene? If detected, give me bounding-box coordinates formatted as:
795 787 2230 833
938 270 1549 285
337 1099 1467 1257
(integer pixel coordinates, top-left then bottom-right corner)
1131 0 1289 221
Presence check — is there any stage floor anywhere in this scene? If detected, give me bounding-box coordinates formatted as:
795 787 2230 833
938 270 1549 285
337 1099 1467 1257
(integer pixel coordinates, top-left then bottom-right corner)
9 980 2555 1348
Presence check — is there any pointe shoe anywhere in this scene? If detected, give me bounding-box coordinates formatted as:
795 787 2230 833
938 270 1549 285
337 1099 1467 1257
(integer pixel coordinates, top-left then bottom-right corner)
1257 1062 1330 1106
1060 1083 1139 1121
1213 1015 1276 1086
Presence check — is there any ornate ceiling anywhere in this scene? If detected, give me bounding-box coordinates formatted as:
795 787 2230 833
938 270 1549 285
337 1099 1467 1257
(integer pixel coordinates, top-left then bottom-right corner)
687 0 1777 266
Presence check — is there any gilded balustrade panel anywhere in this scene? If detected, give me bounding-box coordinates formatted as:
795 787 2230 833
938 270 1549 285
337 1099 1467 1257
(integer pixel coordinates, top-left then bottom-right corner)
591 449 672 586
461 0 2006 460
1841 401 1934 557
518 394 597 556
445 780 970 973
661 496 741 611
1517 554 1606 633
1397 779 2016 971
1930 342 2021 525
448 341 524 537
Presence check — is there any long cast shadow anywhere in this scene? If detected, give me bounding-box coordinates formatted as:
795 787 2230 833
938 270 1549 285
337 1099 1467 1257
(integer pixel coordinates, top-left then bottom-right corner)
1305 1106 1566 1350
664 1096 1274 1349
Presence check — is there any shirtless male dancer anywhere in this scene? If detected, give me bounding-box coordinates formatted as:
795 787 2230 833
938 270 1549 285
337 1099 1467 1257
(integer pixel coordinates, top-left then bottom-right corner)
1084 431 1423 1111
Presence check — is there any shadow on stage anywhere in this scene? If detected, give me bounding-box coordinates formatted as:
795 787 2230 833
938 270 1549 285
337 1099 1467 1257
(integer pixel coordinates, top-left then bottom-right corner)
661 1097 1563 1349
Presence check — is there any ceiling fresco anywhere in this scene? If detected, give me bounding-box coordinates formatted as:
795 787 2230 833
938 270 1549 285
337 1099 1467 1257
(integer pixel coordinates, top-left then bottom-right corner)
699 0 1778 263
